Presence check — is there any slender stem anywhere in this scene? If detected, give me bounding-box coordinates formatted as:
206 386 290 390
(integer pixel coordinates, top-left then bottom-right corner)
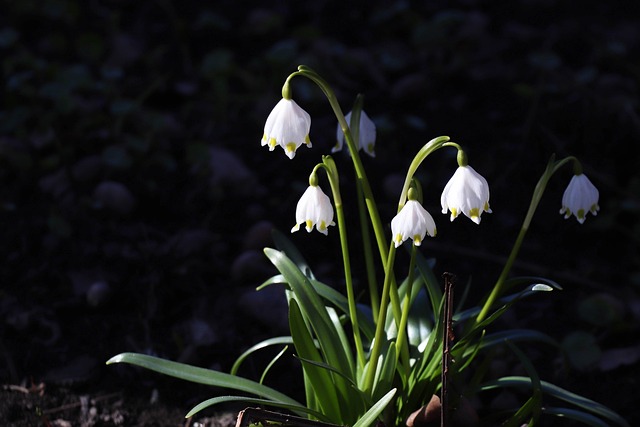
475 155 577 323
363 244 396 394
357 176 380 319
350 95 379 319
318 159 366 369
395 244 418 376
296 67 390 265
294 66 404 332
397 138 456 210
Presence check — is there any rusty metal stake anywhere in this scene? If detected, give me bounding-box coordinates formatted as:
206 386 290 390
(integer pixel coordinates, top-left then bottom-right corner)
236 408 344 427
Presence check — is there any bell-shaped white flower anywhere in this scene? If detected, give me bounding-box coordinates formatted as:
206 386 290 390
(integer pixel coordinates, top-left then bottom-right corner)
261 98 312 159
333 110 376 157
291 185 335 235
391 199 437 248
560 174 600 224
441 165 492 224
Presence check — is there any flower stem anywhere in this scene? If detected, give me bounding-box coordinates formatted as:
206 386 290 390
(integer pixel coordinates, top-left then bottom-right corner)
395 244 418 376
293 66 403 332
357 176 380 319
397 137 457 210
363 243 397 394
317 158 366 369
475 155 577 323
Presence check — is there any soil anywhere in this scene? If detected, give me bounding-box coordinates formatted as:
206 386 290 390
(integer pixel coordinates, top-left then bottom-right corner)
1 1 639 426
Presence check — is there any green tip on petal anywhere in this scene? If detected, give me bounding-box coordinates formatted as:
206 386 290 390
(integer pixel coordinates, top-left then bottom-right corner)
413 235 422 246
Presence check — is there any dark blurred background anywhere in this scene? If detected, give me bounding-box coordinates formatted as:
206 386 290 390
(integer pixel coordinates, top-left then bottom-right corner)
1 0 639 425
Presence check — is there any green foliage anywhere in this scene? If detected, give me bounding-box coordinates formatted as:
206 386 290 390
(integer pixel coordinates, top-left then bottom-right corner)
107 67 628 427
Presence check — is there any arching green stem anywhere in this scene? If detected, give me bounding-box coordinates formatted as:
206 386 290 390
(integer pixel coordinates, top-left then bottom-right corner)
289 66 403 332
363 244 397 394
475 155 579 323
397 137 459 210
314 157 366 369
395 244 418 376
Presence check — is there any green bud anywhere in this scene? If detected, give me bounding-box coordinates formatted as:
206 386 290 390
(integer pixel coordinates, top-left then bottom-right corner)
457 149 468 167
309 171 319 187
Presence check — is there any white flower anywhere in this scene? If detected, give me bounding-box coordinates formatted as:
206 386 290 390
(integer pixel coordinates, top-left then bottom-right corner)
441 165 492 224
391 200 437 248
333 110 376 157
291 185 335 235
261 98 311 159
560 174 600 224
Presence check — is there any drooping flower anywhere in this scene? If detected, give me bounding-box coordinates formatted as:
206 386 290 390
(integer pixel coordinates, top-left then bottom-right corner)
441 165 492 224
291 185 335 235
333 110 376 157
391 199 437 248
261 98 311 159
560 174 600 224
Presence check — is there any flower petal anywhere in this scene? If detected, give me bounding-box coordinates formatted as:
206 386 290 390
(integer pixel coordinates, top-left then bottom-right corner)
441 165 491 224
262 98 312 159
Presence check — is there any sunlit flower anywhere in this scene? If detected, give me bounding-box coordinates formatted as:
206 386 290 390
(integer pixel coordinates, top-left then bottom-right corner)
560 174 599 224
291 185 335 235
261 98 311 159
391 200 437 248
333 110 376 157
441 165 492 224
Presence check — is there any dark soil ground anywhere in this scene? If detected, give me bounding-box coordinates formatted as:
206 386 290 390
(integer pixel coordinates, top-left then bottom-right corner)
2 1 639 426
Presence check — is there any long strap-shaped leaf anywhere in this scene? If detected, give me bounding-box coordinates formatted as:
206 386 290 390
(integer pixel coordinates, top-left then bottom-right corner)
480 376 629 427
107 353 303 409
289 298 343 420
351 388 397 427
264 248 355 380
185 396 327 420
231 336 295 376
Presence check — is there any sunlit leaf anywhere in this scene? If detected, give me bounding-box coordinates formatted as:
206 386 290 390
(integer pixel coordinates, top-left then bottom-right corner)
106 353 302 410
185 396 326 420
352 388 397 427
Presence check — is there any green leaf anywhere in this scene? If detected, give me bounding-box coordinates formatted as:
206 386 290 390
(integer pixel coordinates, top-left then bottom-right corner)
371 344 397 403
271 229 315 280
505 341 542 424
469 329 558 355
289 299 342 420
106 353 303 410
231 336 295 376
352 388 397 427
260 345 289 385
264 248 354 378
504 276 563 292
185 396 326 420
544 406 612 427
312 279 376 341
405 287 433 351
479 376 629 427
415 251 441 315
260 274 376 342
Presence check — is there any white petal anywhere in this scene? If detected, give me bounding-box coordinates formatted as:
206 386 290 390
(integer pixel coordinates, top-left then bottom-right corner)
391 200 436 247
335 110 376 157
262 98 311 159
293 186 334 235
560 174 599 223
441 165 491 224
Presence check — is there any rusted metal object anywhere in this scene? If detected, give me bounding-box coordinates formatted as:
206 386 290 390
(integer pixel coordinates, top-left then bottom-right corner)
235 408 344 427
